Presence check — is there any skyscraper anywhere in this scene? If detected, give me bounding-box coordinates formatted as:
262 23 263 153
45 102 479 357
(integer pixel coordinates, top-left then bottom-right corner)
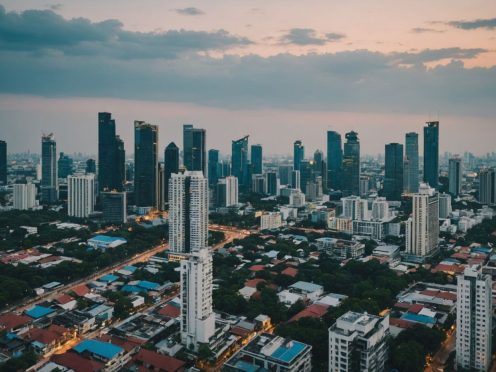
404 132 419 193
300 160 315 194
85 159 96 174
479 168 496 206
456 266 492 371
134 121 158 208
208 149 220 187
448 156 462 197
216 176 238 208
342 131 360 196
251 144 263 175
58 152 74 179
68 174 95 218
13 183 36 210
101 191 127 224
183 124 206 174
41 133 58 204
98 112 124 192
265 171 278 196
0 140 6 185
115 135 126 191
164 142 180 205
438 193 452 219
278 165 293 186
291 170 300 190
327 131 342 191
384 143 404 200
293 140 304 171
232 136 249 186
423 121 439 189
405 183 439 258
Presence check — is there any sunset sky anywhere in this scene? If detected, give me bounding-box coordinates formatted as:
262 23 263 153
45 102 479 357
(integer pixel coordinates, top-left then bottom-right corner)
0 1 495 155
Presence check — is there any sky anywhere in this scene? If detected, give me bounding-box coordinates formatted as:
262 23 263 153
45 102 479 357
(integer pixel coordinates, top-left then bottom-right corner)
0 0 495 156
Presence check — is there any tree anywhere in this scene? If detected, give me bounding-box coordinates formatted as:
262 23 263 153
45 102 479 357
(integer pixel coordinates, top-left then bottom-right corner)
197 344 214 360
390 340 425 372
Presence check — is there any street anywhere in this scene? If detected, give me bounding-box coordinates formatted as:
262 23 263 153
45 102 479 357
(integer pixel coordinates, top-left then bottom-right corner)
425 330 456 372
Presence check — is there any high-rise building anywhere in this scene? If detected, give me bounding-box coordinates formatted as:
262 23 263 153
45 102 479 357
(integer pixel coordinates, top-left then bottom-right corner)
85 159 96 174
208 149 220 187
406 183 439 258
57 152 74 179
404 132 419 193
134 121 158 208
291 170 301 190
98 112 124 192
456 266 492 371
13 183 36 210
232 136 249 186
329 311 389 372
251 174 265 194
327 131 342 191
251 144 263 175
183 124 206 174
448 156 462 197
169 172 208 254
341 196 368 221
41 133 58 204
265 171 278 196
342 131 360 196
300 160 315 194
384 143 404 200
67 174 95 218
423 121 439 189
260 212 283 230
278 165 293 186
293 140 305 171
438 193 452 219
216 176 239 208
164 142 180 206
479 168 496 206
169 171 214 350
101 191 127 224
0 140 7 185
371 197 389 220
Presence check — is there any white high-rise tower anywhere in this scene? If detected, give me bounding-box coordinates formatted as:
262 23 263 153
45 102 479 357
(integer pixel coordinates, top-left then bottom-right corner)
405 183 439 258
13 183 36 210
169 171 215 350
456 266 492 371
67 174 95 218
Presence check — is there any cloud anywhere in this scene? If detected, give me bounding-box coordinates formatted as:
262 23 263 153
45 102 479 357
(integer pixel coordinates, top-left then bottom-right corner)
48 3 63 11
0 5 249 59
391 47 488 65
410 27 444 34
447 18 496 30
174 7 205 16
280 28 345 45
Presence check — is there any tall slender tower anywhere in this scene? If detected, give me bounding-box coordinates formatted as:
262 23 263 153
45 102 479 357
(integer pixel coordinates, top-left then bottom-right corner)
183 124 206 174
164 142 180 205
423 121 439 189
134 121 158 208
232 136 249 186
479 168 496 206
208 149 220 187
169 172 215 350
384 143 404 200
251 144 263 175
327 131 342 191
98 112 125 192
68 174 95 218
0 140 7 185
404 132 419 193
448 156 462 197
342 131 360 196
293 140 305 171
41 134 58 204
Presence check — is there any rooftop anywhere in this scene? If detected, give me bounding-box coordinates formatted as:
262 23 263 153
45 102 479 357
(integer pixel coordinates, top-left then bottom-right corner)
242 333 311 365
289 281 323 293
73 339 123 360
25 305 55 319
88 235 126 243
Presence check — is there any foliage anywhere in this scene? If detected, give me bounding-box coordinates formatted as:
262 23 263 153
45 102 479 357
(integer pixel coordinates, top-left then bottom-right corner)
0 351 38 372
103 290 133 319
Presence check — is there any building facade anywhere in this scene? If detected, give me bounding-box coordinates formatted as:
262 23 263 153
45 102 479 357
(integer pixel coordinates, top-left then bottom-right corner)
183 124 206 174
448 157 462 197
0 140 6 185
342 131 360 196
479 168 496 206
327 131 342 191
67 174 95 218
293 140 305 171
404 132 419 193
232 136 249 186
134 121 158 208
101 191 127 224
384 143 403 200
251 144 263 175
41 133 58 204
13 183 36 210
423 121 439 189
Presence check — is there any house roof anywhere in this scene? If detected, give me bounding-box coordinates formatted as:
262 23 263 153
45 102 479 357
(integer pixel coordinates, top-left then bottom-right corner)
73 339 123 360
132 349 185 372
24 324 69 345
51 352 104 372
249 265 265 272
55 294 75 305
158 303 181 319
281 267 298 277
407 304 424 314
289 303 329 322
71 285 90 297
96 334 143 352
244 278 266 288
25 305 55 319
0 313 32 330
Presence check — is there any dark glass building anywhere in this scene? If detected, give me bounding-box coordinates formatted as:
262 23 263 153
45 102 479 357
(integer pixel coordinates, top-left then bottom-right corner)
232 136 249 186
183 124 206 174
98 112 125 192
404 132 419 193
423 121 439 189
134 121 158 208
384 143 404 200
265 171 278 196
342 131 360 196
41 133 58 204
208 149 220 187
293 140 304 171
86 158 96 174
57 152 73 179
101 191 127 224
0 140 6 185
327 131 342 191
251 144 263 175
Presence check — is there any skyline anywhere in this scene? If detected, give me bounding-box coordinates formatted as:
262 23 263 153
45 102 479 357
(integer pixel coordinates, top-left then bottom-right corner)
0 1 495 155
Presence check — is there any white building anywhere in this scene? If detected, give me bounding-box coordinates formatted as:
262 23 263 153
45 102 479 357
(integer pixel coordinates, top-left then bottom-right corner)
405 183 439 258
169 172 208 253
438 193 452 219
13 183 36 210
371 197 389 220
456 266 492 371
67 174 95 218
170 171 215 351
341 196 368 221
290 189 306 207
260 212 282 230
328 311 389 372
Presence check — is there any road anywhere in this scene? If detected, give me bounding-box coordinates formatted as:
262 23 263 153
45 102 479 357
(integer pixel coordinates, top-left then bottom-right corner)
426 330 456 372
209 224 251 250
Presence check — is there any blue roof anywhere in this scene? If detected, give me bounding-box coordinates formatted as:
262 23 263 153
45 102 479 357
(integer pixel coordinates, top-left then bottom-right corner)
271 340 307 363
89 235 126 243
472 247 492 254
234 360 263 372
25 305 55 319
137 280 159 290
99 274 119 283
401 312 436 325
123 265 137 273
73 339 123 360
121 285 143 293
290 281 323 293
